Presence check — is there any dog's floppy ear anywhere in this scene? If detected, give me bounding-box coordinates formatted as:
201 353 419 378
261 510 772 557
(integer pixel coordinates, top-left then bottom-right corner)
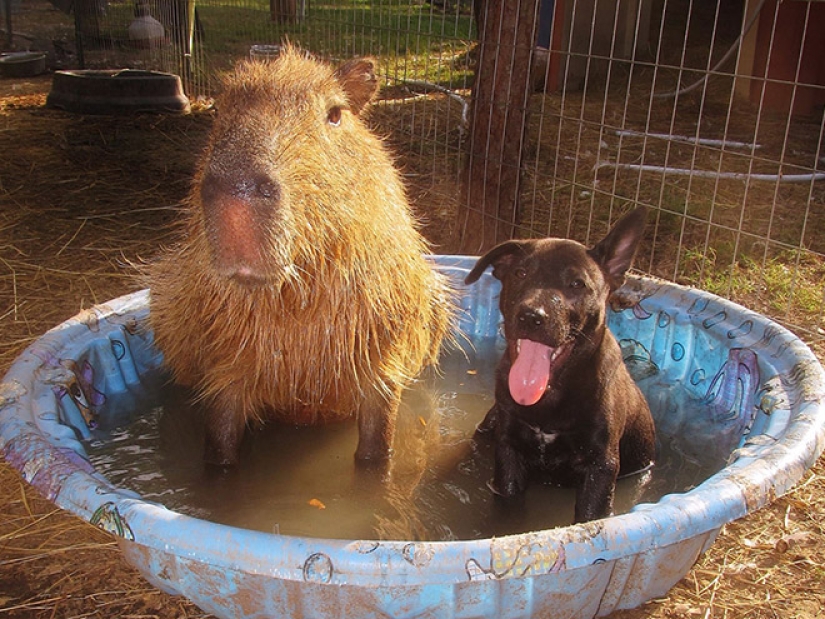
464 240 528 284
590 207 647 291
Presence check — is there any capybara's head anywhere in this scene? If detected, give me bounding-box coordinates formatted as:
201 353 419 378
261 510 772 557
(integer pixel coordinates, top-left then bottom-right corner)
198 45 388 287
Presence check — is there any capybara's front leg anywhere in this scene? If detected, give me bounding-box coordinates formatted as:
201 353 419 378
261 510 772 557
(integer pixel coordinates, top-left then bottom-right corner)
202 395 247 467
354 384 401 465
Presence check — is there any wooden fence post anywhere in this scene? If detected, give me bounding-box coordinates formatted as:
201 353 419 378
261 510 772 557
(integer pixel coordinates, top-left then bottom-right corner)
270 0 297 24
455 0 541 254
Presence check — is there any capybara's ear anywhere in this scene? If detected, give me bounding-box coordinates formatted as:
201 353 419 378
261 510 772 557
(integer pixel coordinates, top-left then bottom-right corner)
334 58 379 116
464 240 528 284
590 207 647 291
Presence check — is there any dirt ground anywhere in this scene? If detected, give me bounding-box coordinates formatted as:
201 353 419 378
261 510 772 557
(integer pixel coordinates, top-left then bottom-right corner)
1 75 824 619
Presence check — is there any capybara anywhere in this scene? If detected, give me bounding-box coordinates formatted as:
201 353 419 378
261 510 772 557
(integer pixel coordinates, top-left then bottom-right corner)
465 207 656 523
147 45 453 467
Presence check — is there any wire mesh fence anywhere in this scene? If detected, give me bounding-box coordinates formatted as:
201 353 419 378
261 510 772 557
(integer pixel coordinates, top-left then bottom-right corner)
3 0 824 344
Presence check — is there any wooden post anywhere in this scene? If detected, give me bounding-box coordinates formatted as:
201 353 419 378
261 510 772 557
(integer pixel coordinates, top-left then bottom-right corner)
3 0 13 49
734 0 762 102
270 0 297 24
455 0 541 254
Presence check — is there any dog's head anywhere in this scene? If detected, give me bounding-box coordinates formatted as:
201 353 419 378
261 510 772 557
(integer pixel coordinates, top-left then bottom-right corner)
464 207 647 406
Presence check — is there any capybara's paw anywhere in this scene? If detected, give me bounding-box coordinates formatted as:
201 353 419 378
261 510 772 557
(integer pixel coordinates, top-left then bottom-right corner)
204 440 241 468
354 443 392 464
203 403 247 468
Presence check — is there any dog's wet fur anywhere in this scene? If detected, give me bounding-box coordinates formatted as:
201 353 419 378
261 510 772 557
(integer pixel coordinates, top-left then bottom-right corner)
465 207 656 523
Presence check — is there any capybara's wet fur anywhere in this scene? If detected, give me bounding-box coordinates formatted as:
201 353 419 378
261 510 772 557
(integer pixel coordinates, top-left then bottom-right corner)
148 46 453 467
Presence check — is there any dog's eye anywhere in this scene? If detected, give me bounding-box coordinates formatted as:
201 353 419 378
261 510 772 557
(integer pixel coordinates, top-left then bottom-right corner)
570 278 585 289
514 268 528 279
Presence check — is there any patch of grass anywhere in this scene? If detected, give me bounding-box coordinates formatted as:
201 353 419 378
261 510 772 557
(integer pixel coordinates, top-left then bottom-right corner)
680 247 825 334
58 0 474 89
759 254 825 317
681 247 755 297
193 0 475 83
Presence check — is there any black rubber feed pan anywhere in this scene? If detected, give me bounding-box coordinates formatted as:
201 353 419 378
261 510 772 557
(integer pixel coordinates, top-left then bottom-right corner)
0 52 47 78
47 70 190 115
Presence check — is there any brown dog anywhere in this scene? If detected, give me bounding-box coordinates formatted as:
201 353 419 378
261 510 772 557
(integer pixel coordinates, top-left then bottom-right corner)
464 207 656 523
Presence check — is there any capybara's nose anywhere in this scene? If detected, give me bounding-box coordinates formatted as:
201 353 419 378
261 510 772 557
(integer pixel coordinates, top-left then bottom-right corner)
201 171 281 206
232 174 281 201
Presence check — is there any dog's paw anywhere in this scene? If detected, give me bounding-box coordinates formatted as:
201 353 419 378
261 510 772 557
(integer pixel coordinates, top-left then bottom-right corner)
487 478 528 505
486 478 505 496
474 424 494 442
474 405 499 437
489 471 527 498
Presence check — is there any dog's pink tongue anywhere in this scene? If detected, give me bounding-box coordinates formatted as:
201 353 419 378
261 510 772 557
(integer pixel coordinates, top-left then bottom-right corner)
509 339 552 406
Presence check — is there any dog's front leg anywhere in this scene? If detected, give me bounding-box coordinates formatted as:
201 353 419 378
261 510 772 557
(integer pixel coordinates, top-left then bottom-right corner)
574 457 620 523
492 434 529 497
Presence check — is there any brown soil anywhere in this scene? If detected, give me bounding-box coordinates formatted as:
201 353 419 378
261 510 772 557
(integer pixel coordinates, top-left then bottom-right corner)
1 76 824 619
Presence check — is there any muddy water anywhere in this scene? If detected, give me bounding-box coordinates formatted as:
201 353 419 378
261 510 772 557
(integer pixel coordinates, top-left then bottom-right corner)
87 339 725 541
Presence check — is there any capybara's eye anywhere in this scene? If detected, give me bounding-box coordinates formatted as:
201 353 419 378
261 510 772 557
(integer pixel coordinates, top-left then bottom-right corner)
514 267 527 279
327 106 342 126
570 278 585 289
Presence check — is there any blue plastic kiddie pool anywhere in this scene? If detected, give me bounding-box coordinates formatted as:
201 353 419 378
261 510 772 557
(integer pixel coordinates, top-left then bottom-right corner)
1 255 824 618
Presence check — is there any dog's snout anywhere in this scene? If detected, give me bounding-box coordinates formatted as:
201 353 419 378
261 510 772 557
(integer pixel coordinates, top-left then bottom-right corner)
517 307 547 328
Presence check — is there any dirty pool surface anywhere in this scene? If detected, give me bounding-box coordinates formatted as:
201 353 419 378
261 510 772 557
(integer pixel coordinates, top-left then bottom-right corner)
87 338 726 541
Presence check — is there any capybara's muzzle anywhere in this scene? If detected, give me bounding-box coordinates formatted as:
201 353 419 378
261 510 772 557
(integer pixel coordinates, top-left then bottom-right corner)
200 170 284 286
